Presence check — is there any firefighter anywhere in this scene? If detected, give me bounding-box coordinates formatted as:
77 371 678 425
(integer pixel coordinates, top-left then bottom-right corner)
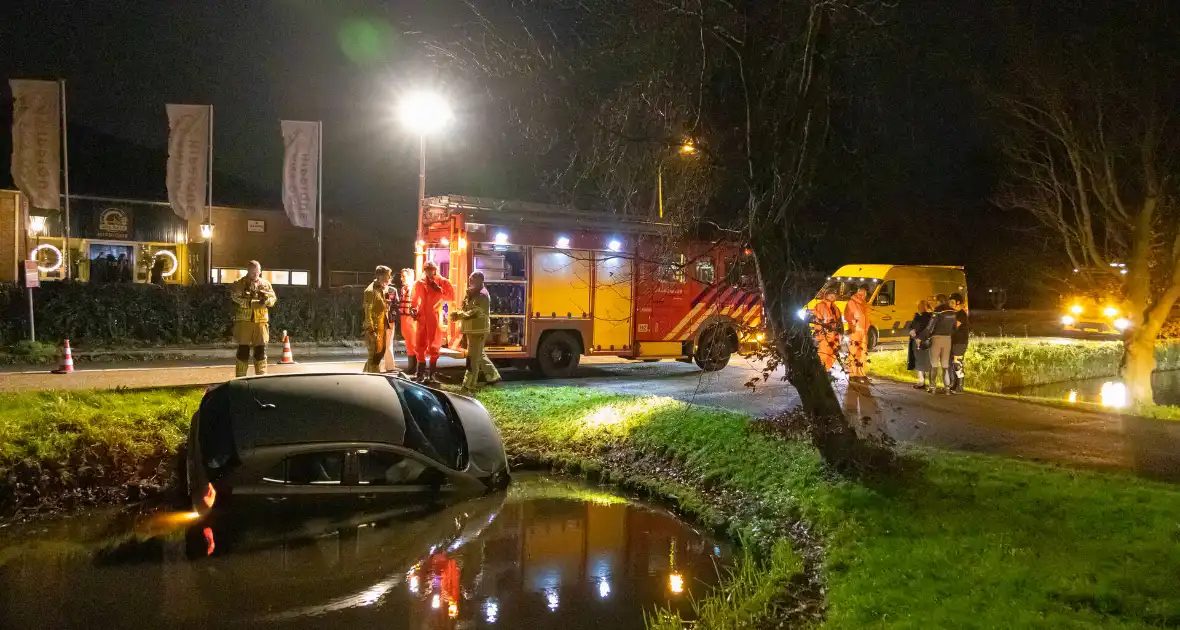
412 261 454 382
453 270 502 391
230 260 277 378
844 284 872 382
811 289 843 371
362 265 393 373
399 268 418 374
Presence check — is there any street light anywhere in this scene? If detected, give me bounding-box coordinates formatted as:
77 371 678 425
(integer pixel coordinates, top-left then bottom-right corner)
399 91 453 244
658 140 699 219
27 214 47 235
200 223 215 282
200 223 214 239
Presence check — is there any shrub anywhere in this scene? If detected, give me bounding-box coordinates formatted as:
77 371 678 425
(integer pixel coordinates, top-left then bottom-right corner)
0 282 365 346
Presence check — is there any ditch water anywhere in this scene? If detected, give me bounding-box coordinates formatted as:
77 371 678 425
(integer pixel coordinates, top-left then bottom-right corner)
1017 369 1180 406
0 474 730 629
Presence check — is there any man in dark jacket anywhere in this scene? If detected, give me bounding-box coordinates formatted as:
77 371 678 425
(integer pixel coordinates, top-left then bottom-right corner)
920 295 957 394
949 293 969 393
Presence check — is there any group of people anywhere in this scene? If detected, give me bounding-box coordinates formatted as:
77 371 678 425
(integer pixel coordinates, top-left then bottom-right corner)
89 253 134 283
906 293 969 394
362 262 501 391
810 285 874 382
228 259 502 390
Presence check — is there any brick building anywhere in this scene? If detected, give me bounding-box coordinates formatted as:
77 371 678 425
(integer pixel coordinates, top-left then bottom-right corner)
1 189 406 287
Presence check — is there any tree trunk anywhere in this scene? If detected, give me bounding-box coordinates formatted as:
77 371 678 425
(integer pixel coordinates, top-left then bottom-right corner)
750 221 867 466
1122 331 1155 407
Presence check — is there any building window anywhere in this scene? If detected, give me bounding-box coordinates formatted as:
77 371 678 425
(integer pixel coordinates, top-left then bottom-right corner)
291 271 309 286
214 268 309 285
267 270 290 285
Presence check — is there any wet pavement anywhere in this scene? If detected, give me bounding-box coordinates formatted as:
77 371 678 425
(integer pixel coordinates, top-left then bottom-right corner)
0 474 729 629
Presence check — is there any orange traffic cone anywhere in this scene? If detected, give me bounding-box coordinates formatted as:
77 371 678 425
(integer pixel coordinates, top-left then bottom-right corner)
53 339 75 374
279 331 296 365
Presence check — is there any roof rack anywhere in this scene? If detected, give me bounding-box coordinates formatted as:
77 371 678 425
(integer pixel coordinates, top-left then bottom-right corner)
425 194 674 236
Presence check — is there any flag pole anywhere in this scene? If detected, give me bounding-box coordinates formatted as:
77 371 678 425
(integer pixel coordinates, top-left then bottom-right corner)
206 104 214 283
316 121 323 288
60 79 71 280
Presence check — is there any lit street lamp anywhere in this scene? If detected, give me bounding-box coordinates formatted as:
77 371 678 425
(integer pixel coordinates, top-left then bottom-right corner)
658 141 698 219
398 91 453 244
200 223 215 282
27 214 47 235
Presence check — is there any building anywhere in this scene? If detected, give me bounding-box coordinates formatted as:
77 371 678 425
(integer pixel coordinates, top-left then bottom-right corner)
1 189 406 286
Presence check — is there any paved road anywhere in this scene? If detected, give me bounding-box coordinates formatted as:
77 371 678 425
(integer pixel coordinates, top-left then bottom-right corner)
3 352 1177 481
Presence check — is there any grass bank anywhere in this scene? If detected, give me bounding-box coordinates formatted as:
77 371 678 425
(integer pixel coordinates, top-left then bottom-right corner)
871 337 1180 391
480 387 1180 629
0 387 203 519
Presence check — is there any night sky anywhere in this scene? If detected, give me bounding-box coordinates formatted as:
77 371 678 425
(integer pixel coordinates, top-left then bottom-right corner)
1 1 1088 303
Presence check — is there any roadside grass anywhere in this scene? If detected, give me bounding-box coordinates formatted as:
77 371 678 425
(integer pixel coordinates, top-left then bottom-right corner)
479 386 1180 629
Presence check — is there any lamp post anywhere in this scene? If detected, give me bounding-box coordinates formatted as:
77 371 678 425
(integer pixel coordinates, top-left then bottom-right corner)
657 141 697 219
200 223 214 282
25 212 48 342
398 92 453 245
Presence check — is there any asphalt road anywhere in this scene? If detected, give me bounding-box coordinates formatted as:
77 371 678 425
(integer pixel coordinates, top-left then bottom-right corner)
3 352 1178 481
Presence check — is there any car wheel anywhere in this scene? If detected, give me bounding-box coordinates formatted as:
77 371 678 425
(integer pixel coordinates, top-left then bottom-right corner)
867 326 880 351
533 332 581 378
694 326 732 371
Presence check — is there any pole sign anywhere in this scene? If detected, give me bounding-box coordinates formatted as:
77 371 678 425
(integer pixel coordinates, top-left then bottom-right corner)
24 260 40 288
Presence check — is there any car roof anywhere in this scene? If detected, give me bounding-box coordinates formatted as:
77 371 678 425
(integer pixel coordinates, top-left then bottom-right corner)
224 373 407 450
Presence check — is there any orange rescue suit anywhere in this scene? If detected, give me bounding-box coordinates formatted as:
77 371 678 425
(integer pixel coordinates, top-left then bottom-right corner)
844 294 871 377
413 275 455 362
811 300 842 371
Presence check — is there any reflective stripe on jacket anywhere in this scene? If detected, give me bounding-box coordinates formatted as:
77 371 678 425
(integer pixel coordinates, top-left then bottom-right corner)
231 277 277 323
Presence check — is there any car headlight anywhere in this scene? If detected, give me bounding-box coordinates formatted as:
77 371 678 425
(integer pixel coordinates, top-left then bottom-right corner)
1103 306 1118 318
1070 305 1083 315
1113 318 1131 331
796 308 808 321
755 332 765 342
1061 315 1075 326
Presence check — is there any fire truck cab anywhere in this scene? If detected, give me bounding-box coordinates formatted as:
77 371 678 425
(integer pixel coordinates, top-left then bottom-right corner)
415 195 763 378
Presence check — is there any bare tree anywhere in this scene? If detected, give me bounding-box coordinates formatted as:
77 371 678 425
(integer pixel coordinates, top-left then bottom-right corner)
427 0 892 466
993 1 1180 406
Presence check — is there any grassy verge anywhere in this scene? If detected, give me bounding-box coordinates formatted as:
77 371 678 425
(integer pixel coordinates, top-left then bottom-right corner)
480 387 1180 629
0 387 204 519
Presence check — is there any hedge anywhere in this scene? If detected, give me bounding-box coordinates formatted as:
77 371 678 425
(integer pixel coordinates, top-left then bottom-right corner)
0 282 366 346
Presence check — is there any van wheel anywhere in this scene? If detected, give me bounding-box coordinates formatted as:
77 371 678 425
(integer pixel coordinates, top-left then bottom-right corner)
694 326 732 371
532 332 581 378
867 327 880 351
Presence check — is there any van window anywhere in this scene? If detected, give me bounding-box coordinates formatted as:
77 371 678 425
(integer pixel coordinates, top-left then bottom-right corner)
264 451 346 485
357 450 445 486
816 278 879 301
874 281 896 307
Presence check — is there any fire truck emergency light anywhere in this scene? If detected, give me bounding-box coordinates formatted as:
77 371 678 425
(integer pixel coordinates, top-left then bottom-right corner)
556 236 570 249
608 239 622 252
494 232 509 245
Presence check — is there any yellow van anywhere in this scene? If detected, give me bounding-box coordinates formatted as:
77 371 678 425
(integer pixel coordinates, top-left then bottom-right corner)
801 265 967 348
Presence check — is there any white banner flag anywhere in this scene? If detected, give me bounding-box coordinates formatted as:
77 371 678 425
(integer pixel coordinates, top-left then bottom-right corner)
10 80 61 211
165 104 210 221
280 120 320 229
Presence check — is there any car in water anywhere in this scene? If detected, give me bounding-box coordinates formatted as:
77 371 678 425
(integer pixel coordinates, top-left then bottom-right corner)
182 373 510 515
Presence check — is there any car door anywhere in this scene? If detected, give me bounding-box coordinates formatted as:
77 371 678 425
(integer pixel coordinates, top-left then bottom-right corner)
251 447 356 515
347 446 467 507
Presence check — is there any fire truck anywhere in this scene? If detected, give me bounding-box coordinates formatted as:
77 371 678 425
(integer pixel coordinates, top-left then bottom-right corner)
415 195 764 378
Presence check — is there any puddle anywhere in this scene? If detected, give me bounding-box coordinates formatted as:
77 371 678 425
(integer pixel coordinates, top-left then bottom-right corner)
1016 369 1180 407
0 474 730 629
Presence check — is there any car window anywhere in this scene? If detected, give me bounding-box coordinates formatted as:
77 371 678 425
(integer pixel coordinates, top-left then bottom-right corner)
357 449 445 486
263 451 346 485
393 380 468 470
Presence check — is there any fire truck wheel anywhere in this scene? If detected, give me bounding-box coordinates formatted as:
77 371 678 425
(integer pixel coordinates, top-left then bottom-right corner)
532 331 582 378
694 325 734 372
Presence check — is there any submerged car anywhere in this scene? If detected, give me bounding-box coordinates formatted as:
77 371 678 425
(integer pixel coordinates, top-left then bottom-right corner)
183 373 510 515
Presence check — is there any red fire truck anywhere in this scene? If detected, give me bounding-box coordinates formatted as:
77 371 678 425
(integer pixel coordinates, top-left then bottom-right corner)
416 195 764 378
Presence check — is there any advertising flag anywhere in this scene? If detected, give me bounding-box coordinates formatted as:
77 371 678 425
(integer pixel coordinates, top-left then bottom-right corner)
9 80 61 210
280 120 320 229
165 104 210 221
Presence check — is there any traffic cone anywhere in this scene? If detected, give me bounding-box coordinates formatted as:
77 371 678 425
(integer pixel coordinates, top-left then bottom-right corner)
279 331 296 365
53 339 75 374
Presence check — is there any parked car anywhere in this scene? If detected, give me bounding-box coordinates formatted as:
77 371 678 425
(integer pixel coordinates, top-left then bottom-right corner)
182 373 510 516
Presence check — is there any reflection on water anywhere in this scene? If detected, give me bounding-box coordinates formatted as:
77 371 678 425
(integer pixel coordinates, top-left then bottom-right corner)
0 475 729 629
1019 369 1180 407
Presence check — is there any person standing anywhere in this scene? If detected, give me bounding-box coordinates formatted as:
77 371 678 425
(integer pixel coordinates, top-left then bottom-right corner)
949 293 970 393
919 294 957 394
150 255 167 286
811 290 843 371
382 273 401 373
230 261 277 377
398 268 419 374
452 271 502 391
906 300 934 389
412 261 454 383
362 265 393 373
843 284 872 382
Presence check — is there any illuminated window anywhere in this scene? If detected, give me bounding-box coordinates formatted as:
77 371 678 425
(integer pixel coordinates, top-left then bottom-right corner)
657 253 686 284
291 271 309 286
695 259 715 284
266 270 290 285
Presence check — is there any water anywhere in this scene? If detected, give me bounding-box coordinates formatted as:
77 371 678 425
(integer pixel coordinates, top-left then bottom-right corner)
1018 369 1180 407
0 474 730 629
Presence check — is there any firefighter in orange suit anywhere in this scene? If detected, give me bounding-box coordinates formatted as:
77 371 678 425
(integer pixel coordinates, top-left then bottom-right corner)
412 261 454 382
844 284 872 382
811 289 843 371
399 268 419 374
230 260 277 378
362 265 393 373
